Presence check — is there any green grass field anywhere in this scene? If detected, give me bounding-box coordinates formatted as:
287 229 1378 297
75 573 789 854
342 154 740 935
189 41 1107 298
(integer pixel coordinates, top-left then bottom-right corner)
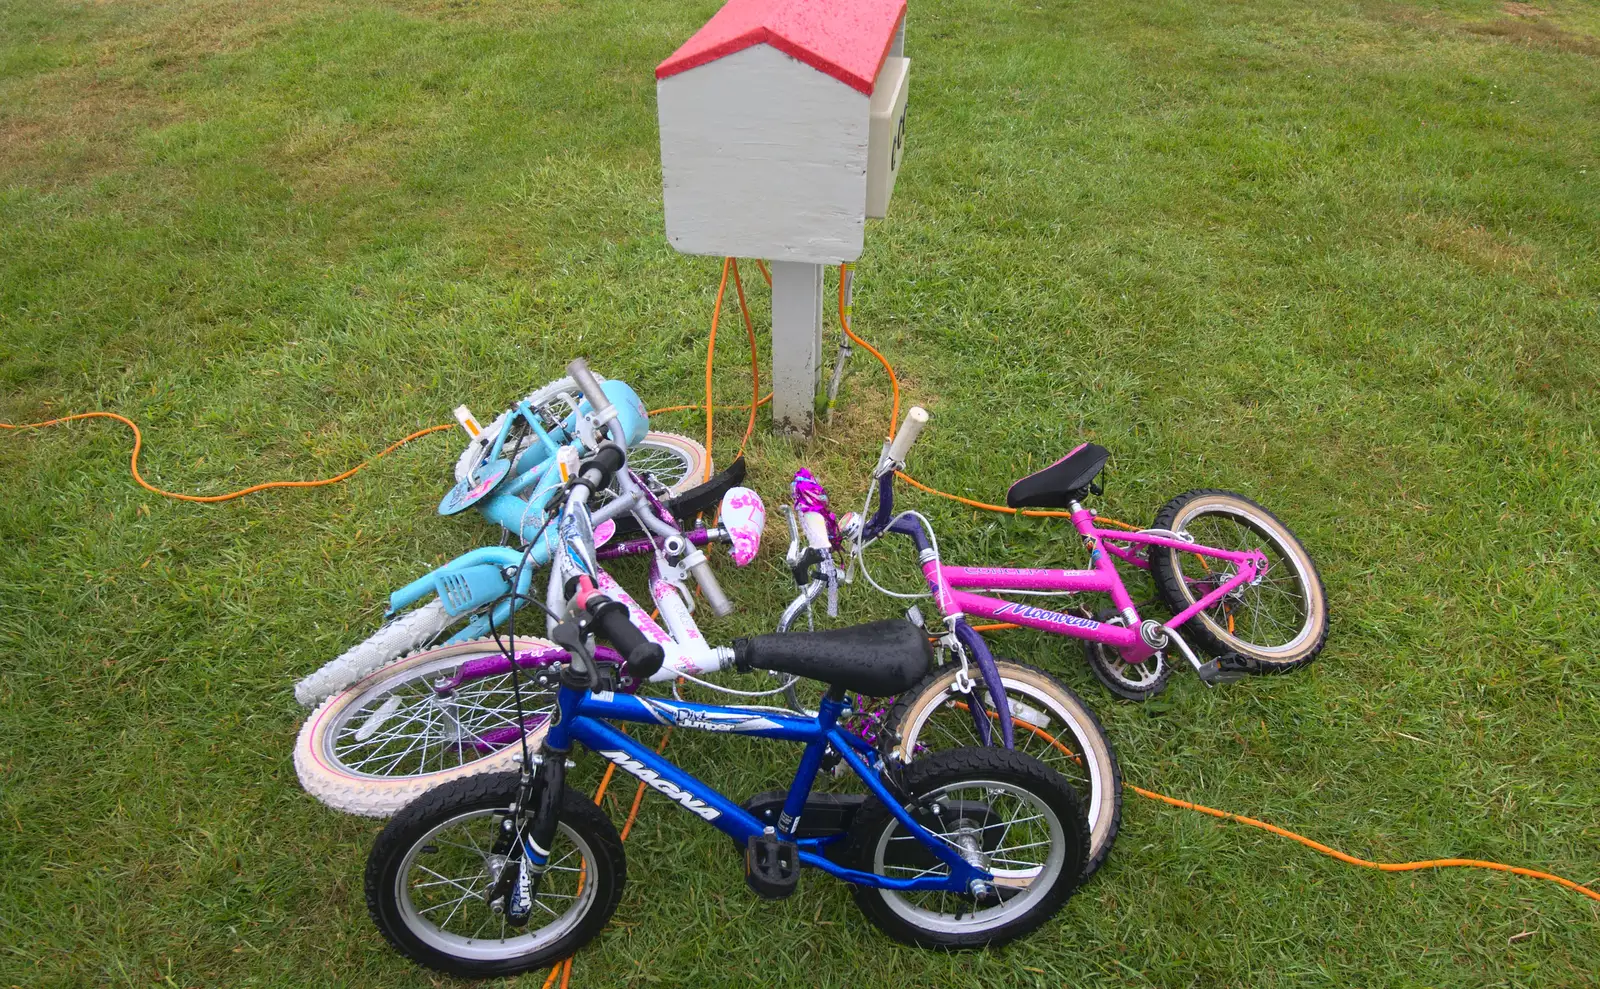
3 0 1598 985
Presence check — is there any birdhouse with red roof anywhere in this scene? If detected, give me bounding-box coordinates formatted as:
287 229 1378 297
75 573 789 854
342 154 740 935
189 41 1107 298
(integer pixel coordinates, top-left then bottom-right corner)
656 0 909 265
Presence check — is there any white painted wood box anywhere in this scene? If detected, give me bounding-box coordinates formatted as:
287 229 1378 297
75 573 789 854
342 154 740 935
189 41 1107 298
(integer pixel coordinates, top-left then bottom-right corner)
656 0 909 266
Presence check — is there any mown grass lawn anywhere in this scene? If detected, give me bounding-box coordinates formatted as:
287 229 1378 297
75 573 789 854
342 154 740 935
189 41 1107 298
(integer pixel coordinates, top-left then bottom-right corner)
3 0 1598 985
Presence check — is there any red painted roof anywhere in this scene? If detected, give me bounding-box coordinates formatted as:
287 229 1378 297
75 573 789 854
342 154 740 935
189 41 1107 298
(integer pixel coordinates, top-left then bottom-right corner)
656 0 906 96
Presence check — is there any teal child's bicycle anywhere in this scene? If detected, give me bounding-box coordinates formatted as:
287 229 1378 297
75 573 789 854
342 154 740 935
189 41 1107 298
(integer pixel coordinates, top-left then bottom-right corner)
293 375 712 708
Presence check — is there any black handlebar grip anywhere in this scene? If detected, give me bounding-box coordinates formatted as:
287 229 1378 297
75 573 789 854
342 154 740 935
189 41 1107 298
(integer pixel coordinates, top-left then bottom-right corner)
575 443 626 496
586 597 665 680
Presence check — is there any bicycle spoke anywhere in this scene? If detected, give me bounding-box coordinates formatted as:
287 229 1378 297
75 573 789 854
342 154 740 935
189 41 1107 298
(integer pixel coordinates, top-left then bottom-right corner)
414 865 483 900
329 662 559 778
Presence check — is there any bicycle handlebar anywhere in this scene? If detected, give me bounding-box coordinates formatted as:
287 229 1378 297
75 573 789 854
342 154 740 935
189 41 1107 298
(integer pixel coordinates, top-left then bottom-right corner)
584 596 665 679
800 510 832 551
566 357 628 448
566 357 608 414
861 406 930 542
573 444 624 501
565 355 734 617
885 406 929 467
686 553 734 617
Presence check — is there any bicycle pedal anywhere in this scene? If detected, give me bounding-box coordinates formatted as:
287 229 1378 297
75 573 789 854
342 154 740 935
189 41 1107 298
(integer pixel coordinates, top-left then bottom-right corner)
744 833 800 900
1195 658 1248 686
1216 652 1264 677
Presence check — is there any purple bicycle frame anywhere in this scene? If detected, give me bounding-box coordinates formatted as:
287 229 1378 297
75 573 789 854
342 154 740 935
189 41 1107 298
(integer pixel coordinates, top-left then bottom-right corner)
428 642 629 752
597 526 714 562
596 470 715 561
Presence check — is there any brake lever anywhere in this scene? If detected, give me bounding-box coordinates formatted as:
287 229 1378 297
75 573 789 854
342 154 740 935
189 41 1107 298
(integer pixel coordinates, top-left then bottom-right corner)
780 504 803 569
549 618 600 691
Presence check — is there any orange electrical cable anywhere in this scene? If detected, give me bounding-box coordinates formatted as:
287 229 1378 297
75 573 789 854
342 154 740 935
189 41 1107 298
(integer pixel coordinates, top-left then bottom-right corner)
649 395 771 418
591 763 617 807
543 760 619 989
728 259 761 463
0 412 454 503
837 263 899 437
548 728 676 988
826 266 1138 531
703 257 733 482
7 256 1594 977
827 273 1137 532
1125 784 1600 904
825 278 1600 912
958 702 1600 905
895 470 1139 530
620 728 675 841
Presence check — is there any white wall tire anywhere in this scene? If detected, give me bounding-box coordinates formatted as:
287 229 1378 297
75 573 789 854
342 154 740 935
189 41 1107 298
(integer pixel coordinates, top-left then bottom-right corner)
880 660 1122 878
626 432 708 497
294 600 455 708
294 638 559 817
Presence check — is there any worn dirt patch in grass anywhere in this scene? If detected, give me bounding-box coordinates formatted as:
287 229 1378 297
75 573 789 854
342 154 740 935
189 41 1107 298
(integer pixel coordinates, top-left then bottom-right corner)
1464 4 1600 57
1384 2 1599 58
380 0 560 22
0 72 185 184
1411 214 1539 276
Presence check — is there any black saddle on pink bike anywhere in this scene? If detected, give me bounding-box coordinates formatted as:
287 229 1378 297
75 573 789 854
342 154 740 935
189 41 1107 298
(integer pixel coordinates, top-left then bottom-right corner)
1006 443 1109 510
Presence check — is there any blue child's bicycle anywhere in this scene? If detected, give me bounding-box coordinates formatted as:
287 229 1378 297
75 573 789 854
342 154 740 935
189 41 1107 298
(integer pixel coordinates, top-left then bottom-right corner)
363 368 1092 977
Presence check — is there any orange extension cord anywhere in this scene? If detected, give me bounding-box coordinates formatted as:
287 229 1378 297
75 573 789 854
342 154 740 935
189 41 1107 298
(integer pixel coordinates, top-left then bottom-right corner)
0 413 455 502
3 259 1597 989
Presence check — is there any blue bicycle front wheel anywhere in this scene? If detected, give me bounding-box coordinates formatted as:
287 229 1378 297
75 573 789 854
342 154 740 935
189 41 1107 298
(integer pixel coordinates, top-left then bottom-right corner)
367 772 624 978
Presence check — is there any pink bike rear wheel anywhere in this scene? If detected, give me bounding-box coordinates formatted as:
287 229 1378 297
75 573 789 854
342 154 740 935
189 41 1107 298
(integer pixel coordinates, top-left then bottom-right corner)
1148 489 1328 672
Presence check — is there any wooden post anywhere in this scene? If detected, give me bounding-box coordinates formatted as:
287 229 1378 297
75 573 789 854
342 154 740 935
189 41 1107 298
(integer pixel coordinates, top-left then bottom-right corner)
769 261 825 436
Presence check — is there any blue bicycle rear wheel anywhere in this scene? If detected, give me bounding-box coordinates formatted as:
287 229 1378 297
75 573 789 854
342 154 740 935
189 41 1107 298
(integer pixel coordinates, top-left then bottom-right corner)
842 747 1087 949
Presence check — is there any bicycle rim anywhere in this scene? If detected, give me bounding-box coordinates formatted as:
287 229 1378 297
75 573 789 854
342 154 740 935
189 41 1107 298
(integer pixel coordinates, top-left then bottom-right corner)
872 778 1066 936
396 808 597 961
1170 503 1316 657
894 673 1111 842
323 653 555 780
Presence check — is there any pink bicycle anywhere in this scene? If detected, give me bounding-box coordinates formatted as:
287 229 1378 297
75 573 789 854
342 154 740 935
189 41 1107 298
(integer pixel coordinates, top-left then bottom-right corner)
849 408 1329 704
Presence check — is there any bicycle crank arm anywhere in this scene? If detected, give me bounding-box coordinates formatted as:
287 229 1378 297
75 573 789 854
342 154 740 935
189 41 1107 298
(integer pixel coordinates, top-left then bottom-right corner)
1142 621 1248 687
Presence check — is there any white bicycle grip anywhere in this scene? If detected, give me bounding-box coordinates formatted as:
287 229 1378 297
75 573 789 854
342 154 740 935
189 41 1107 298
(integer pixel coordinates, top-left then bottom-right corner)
800 511 832 550
886 406 929 465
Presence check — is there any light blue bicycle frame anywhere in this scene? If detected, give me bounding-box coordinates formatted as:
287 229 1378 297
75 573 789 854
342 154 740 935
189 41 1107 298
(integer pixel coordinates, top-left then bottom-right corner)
391 380 654 645
457 379 650 543
386 480 645 647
